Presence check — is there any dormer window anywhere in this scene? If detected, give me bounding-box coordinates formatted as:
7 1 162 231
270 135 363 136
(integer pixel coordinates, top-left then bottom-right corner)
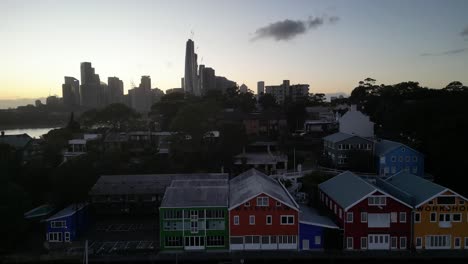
276 201 281 207
244 202 250 207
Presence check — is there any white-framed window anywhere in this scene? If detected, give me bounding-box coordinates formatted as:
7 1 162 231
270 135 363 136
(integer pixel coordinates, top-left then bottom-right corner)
391 212 398 223
276 201 281 207
346 237 353 250
361 212 367 223
64 232 70 242
368 196 386 206
346 212 353 223
430 212 437 222
249 215 255 225
48 232 63 242
257 197 269 207
339 209 342 219
51 221 66 228
361 237 367 250
280 215 294 225
400 237 407 249
413 156 418 162
439 213 450 222
464 237 468 249
266 215 272 225
334 204 337 214
414 212 421 223
452 213 462 222
399 212 407 223
234 215 239 225
391 237 397 249
314 236 321 245
244 202 250 207
416 237 422 249
454 237 461 249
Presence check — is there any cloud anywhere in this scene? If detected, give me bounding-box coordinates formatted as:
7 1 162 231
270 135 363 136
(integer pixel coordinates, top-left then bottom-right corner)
461 26 468 37
420 48 468 57
252 15 339 41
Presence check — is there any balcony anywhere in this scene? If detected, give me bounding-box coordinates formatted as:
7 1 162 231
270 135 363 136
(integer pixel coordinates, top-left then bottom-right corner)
439 221 452 228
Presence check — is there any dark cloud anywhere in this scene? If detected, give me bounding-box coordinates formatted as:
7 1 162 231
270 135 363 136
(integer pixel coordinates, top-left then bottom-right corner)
420 48 468 57
252 15 339 42
461 26 468 36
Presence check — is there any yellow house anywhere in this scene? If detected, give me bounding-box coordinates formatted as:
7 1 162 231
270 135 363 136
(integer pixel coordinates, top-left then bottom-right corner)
377 172 468 250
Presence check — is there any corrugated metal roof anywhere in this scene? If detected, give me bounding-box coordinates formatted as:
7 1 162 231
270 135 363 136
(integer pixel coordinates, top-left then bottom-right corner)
89 173 228 195
299 206 338 229
45 203 87 222
318 171 376 209
382 171 445 206
323 132 358 143
0 133 32 149
161 179 229 208
229 168 299 210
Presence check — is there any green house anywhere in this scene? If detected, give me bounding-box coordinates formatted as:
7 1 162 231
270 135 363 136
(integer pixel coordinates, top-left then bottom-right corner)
159 179 229 251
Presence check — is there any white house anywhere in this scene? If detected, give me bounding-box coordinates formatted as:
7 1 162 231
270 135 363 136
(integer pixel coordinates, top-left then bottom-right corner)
338 105 374 138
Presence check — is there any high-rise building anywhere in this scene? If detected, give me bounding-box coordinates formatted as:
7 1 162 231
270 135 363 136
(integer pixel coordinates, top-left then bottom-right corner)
265 80 309 104
62 76 80 107
216 76 237 93
79 62 101 108
239 84 248 94
184 39 200 96
107 77 124 104
128 75 154 113
257 81 265 95
140 75 151 89
198 64 205 94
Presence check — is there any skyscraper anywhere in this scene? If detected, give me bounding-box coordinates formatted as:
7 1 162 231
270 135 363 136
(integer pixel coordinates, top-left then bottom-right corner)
257 81 265 95
128 75 153 113
108 77 124 104
62 76 80 107
80 62 101 108
184 39 200 96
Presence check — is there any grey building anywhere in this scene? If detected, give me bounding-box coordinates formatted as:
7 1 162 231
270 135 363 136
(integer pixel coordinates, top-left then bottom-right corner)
80 62 101 108
265 80 309 104
62 76 80 107
107 77 124 104
323 132 374 168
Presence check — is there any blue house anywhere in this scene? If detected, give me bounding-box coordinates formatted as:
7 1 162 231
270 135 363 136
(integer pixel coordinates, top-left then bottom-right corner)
45 203 89 243
299 206 338 250
375 139 424 177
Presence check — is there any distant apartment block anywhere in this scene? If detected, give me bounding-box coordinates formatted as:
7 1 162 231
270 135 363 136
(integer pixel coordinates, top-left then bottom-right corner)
265 80 309 104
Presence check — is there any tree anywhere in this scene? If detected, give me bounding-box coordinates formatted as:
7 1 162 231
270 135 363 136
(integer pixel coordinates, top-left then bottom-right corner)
80 103 140 129
151 92 188 130
258 93 279 110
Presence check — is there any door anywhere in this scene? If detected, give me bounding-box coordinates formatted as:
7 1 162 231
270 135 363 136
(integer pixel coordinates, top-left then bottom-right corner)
302 239 310 250
368 234 390 250
184 236 205 250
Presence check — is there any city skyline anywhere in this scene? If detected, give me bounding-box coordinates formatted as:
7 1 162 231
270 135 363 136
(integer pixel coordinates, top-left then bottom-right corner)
1 0 468 99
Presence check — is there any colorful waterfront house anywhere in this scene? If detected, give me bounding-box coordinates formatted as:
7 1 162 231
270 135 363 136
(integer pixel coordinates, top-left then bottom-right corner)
229 169 300 250
299 206 339 250
375 139 424 177
318 171 412 250
44 203 89 243
377 172 468 250
159 179 229 251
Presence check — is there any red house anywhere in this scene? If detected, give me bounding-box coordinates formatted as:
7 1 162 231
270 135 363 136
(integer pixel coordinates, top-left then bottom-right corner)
229 169 300 250
318 171 412 250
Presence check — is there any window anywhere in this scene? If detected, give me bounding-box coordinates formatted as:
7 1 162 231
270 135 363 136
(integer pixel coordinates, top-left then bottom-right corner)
165 236 183 247
276 201 281 207
402 148 406 152
190 221 198 233
339 209 343 219
428 200 434 205
64 232 70 242
414 212 421 223
452 213 462 222
391 212 397 223
399 212 407 223
437 196 456 205
368 196 386 206
398 156 403 162
207 236 225 246
346 237 353 250
230 237 243 244
266 215 272 225
391 237 397 249
413 156 418 162
430 212 437 222
48 232 63 242
244 202 250 207
346 212 353 223
51 221 66 228
249 215 255 225
416 237 422 249
465 237 468 249
361 212 367 223
334 204 337 214
405 156 410 162
400 237 407 249
460 200 465 205
391 156 396 162
439 213 450 222
427 235 450 249
280 215 294 225
454 237 461 249
361 237 367 250
315 236 321 245
233 215 239 225
257 197 269 207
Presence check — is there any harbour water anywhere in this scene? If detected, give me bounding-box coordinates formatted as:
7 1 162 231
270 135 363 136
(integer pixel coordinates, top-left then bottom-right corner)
1 127 58 138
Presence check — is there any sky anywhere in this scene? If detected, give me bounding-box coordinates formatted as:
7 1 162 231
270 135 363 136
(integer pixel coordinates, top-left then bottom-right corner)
1 0 468 100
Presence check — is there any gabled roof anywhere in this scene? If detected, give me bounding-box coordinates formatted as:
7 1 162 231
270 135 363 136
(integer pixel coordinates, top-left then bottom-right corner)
375 139 421 156
229 168 299 210
299 206 338 229
319 171 375 209
161 179 229 208
45 203 87 222
323 132 372 143
382 171 447 207
0 133 32 149
24 204 55 219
